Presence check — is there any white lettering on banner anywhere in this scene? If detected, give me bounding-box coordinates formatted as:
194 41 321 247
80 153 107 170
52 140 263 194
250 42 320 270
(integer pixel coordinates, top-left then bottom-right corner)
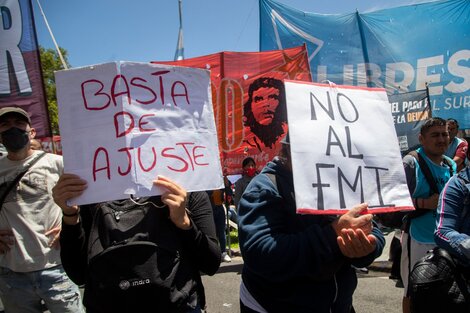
315 49 469 97
0 0 32 95
446 50 470 93
444 95 470 109
357 63 383 88
385 62 415 92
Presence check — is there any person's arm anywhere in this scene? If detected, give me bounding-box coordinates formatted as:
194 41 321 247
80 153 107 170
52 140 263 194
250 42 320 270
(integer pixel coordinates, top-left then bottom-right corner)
434 173 470 265
59 205 92 285
178 191 221 275
154 177 221 275
52 173 90 285
238 173 381 282
347 220 385 268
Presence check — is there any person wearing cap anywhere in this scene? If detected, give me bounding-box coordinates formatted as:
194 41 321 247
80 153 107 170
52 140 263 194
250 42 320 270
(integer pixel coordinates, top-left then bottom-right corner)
237 133 385 313
0 107 84 312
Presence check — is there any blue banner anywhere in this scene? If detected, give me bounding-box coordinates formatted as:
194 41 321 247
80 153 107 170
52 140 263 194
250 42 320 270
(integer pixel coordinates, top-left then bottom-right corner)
260 0 470 129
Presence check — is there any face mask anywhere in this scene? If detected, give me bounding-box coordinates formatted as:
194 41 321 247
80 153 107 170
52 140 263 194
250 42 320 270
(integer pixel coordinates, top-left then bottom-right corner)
245 168 257 177
1 127 30 152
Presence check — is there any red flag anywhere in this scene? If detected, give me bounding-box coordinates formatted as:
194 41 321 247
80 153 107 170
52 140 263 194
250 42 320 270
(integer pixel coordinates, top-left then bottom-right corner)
153 45 311 175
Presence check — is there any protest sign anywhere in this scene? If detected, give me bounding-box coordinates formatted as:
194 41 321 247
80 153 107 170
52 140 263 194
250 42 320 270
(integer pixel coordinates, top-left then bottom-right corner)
388 89 430 155
153 45 312 175
56 62 223 205
284 81 414 215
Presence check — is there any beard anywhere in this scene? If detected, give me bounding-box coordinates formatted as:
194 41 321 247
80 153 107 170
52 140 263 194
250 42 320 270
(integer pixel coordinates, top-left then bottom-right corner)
250 121 285 149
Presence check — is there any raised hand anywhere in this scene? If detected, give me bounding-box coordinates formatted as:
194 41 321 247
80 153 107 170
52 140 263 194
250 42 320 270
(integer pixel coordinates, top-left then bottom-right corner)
52 173 87 224
154 176 191 230
337 228 377 258
332 203 373 236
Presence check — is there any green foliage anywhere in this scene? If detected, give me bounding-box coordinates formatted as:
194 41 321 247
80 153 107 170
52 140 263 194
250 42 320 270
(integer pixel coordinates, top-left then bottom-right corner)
229 230 239 250
39 46 70 135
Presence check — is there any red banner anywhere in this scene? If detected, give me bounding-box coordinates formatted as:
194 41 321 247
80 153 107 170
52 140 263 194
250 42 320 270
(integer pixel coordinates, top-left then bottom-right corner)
0 0 50 137
153 45 312 175
37 136 62 155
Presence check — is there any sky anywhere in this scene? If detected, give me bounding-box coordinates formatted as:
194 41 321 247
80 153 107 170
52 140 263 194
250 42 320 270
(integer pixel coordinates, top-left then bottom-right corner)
33 0 427 68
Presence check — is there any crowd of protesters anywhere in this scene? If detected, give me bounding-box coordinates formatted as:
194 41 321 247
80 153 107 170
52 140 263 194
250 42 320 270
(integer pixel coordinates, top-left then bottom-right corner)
1 106 470 313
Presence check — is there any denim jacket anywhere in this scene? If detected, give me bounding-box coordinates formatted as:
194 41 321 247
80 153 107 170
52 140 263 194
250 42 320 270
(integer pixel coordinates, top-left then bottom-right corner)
435 166 470 266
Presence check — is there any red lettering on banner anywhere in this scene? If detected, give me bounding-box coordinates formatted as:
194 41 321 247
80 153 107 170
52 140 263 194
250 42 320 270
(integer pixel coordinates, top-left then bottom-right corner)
138 147 157 172
90 142 209 181
93 147 111 181
80 71 189 110
117 147 134 176
138 114 156 132
176 142 196 171
193 146 209 166
81 79 111 110
151 70 170 104
130 77 157 104
162 147 189 172
114 111 135 138
111 75 131 106
171 81 190 106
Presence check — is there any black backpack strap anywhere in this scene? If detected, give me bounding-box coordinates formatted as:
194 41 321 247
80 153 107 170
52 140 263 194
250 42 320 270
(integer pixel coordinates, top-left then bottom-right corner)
0 152 46 209
406 150 438 221
408 150 439 195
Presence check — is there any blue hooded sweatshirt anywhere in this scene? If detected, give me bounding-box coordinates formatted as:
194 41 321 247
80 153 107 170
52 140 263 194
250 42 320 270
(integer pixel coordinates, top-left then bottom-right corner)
238 158 385 313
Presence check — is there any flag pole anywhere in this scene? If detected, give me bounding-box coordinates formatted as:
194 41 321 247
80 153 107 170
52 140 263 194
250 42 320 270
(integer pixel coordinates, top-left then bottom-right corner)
35 0 68 69
174 0 184 61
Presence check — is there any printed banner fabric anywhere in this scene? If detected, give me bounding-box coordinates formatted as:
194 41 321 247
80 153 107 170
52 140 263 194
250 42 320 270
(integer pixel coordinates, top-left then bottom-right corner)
153 45 312 175
260 0 470 129
388 89 431 155
0 0 50 137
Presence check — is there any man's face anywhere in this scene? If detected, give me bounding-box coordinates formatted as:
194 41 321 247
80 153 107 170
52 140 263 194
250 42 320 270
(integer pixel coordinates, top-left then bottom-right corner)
0 114 34 144
447 121 458 140
251 87 280 126
419 125 450 157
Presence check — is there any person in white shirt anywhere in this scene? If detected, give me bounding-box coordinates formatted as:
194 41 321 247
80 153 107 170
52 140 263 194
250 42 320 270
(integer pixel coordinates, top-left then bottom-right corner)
0 107 84 313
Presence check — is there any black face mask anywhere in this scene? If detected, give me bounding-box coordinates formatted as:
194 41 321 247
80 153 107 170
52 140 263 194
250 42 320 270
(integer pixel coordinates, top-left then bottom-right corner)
1 127 30 152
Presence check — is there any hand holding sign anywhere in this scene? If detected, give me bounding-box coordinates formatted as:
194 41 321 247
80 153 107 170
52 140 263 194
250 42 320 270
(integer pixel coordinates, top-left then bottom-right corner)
52 173 87 224
154 175 190 230
331 203 373 235
55 62 223 205
331 204 377 258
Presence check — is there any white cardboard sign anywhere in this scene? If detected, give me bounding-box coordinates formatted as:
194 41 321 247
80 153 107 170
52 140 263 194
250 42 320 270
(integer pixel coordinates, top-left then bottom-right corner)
56 62 223 205
284 80 414 214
